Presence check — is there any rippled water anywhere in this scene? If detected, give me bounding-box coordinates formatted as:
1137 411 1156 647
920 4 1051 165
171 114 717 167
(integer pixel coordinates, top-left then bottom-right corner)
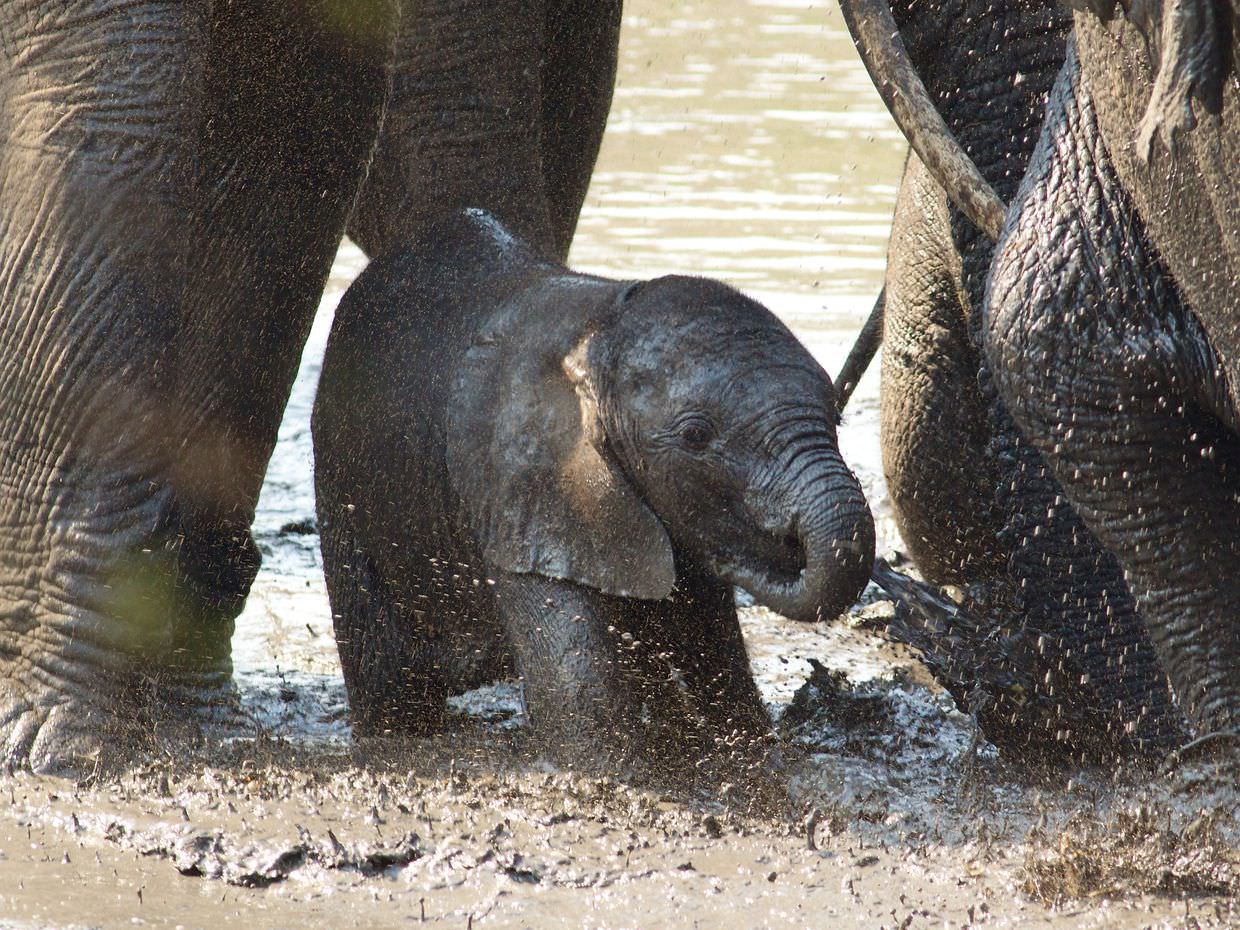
234 0 907 738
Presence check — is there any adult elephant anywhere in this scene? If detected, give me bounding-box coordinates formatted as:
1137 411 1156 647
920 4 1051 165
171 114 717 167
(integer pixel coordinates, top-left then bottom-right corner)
844 0 1240 747
0 0 626 774
852 0 1181 762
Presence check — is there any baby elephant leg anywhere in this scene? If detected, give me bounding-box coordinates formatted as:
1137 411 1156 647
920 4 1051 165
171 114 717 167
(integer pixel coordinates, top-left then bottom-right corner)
490 570 774 782
488 573 655 771
623 575 773 763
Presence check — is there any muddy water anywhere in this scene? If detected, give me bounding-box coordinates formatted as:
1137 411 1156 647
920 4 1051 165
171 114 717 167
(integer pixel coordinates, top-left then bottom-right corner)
2 2 1236 928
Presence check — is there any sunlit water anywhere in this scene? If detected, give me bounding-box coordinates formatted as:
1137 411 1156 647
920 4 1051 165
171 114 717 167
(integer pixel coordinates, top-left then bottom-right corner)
233 0 909 741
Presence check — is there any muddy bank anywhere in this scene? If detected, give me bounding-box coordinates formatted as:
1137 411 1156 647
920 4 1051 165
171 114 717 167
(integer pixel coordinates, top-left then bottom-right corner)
1 637 1235 930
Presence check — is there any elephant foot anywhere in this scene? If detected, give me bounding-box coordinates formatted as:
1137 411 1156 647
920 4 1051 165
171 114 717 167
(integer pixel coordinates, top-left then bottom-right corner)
345 683 452 742
0 665 241 778
0 688 115 778
872 559 1184 763
530 706 788 809
691 733 796 818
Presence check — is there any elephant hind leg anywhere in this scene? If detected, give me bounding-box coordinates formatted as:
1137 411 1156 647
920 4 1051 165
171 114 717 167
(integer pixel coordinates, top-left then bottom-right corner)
319 511 450 739
538 0 624 257
319 500 514 739
986 48 1240 739
1001 334 1240 735
0 1 215 774
347 0 624 262
880 155 1005 586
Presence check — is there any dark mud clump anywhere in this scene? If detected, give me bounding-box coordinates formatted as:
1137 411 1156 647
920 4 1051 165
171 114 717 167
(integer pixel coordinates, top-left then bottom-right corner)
1024 790 1240 905
779 648 987 835
278 517 318 536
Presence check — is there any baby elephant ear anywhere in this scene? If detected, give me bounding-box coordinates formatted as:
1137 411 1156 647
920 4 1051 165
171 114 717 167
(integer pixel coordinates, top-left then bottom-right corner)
446 277 676 600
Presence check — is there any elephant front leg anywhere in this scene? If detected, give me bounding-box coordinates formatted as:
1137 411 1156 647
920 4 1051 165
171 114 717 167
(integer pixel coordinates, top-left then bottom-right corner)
490 573 696 779
985 51 1240 743
624 571 777 773
491 571 778 787
0 0 394 774
0 1 219 774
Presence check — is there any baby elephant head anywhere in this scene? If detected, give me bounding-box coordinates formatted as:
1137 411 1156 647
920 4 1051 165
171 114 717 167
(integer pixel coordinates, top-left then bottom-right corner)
573 276 874 621
449 272 874 622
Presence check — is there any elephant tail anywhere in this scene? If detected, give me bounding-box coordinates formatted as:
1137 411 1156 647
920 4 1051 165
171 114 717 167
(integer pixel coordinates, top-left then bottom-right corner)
833 288 884 415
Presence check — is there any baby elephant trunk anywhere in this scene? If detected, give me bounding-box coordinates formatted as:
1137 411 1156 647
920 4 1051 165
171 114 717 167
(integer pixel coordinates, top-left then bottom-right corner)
740 467 876 624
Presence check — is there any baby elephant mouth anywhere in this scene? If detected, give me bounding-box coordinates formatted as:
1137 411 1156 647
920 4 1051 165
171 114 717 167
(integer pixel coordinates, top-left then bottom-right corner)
719 507 875 623
742 527 808 589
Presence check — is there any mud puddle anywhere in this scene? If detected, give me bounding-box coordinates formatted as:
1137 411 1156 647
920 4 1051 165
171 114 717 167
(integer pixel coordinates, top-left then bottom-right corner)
1 667 1235 929
2 603 1235 929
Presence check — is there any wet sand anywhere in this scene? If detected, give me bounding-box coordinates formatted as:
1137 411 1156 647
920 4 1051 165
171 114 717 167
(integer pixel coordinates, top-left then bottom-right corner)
2 1 1236 927
2 610 1235 928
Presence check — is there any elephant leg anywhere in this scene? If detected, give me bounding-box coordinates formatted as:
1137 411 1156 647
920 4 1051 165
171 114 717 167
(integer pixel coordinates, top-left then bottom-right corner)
987 49 1240 738
0 1 210 773
348 0 552 258
619 571 773 763
878 1 1069 589
347 0 621 261
488 571 767 781
538 0 623 257
319 507 451 738
881 155 1004 585
489 573 661 773
320 497 512 738
490 567 772 779
0 1 393 773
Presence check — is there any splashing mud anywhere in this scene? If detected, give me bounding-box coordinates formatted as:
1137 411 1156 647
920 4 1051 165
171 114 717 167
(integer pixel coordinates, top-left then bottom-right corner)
0 1 1234 927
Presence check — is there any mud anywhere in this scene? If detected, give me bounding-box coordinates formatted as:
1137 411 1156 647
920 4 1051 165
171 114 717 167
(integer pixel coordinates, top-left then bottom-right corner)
2 652 1235 929
2 0 1236 927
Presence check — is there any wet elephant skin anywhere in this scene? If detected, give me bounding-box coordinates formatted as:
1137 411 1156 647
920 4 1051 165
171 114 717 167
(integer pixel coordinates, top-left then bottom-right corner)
871 0 1180 761
845 0 1240 752
0 0 627 774
312 210 875 779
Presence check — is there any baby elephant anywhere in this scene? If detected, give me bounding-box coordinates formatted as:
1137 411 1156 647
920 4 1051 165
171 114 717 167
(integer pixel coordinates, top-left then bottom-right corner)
312 210 874 775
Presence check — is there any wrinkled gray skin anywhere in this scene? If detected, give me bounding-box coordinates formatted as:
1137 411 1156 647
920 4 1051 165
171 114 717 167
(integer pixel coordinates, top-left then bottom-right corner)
864 0 1181 762
853 0 1240 748
881 0 1066 587
0 0 629 775
987 10 1240 743
312 210 874 776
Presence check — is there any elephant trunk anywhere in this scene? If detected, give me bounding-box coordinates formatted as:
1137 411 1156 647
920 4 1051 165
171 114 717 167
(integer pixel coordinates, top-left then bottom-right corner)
836 0 1007 241
734 464 876 624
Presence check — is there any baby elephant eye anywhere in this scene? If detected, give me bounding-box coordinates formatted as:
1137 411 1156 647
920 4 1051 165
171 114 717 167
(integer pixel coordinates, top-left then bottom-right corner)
678 417 715 450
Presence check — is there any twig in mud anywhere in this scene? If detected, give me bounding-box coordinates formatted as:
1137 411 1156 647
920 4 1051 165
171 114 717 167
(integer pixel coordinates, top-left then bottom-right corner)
805 808 820 851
